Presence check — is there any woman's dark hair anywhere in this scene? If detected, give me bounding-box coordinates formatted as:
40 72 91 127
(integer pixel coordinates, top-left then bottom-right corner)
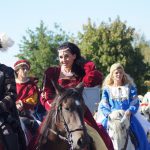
57 42 87 77
57 42 81 59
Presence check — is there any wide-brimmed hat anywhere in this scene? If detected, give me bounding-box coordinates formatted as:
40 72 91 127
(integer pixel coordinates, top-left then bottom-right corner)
14 60 30 71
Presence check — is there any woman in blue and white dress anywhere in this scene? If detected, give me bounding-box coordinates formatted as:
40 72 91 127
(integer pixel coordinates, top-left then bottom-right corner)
97 62 150 150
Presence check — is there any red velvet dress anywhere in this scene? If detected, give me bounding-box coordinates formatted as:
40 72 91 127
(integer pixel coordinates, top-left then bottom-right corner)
16 77 39 110
39 61 113 150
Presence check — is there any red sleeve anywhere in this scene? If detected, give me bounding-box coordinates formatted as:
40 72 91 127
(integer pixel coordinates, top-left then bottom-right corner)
40 67 60 111
82 61 103 87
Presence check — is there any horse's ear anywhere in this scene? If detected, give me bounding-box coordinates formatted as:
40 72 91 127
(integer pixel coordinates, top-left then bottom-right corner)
51 80 65 95
75 82 84 94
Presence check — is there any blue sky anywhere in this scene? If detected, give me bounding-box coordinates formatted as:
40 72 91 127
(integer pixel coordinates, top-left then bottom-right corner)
1 0 150 67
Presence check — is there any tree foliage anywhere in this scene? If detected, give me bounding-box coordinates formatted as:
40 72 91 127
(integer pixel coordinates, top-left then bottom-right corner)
77 17 150 94
135 36 150 82
17 19 150 94
136 36 150 65
16 21 70 86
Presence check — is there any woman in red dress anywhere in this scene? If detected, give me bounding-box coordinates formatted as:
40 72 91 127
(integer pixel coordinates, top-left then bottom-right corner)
39 42 113 150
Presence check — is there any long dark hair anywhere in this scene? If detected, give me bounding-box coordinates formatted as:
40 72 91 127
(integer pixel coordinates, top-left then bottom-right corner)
57 42 87 77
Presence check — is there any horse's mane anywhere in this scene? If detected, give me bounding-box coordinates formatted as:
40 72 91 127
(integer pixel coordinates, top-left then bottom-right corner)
107 110 130 132
39 94 62 137
109 110 125 120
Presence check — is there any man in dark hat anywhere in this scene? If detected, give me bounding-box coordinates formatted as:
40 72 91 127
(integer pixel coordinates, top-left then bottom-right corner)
0 33 26 150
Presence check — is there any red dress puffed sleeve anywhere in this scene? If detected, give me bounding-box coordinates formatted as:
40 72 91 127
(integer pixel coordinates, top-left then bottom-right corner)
82 61 103 87
40 67 60 111
16 77 39 110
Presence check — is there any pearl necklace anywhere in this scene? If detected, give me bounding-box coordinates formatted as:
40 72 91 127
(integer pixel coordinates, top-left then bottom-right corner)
61 66 74 77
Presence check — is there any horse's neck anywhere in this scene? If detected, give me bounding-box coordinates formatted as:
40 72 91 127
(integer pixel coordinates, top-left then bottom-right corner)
40 139 69 150
126 136 135 150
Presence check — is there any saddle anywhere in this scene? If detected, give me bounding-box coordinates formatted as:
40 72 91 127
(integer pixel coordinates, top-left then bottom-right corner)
19 110 39 135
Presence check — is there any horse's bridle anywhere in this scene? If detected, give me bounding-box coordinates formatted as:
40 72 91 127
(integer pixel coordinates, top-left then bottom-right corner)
60 104 85 150
49 89 89 150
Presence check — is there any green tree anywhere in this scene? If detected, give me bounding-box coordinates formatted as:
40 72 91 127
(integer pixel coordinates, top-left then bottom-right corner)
135 36 150 82
77 17 149 94
136 36 150 65
16 21 70 86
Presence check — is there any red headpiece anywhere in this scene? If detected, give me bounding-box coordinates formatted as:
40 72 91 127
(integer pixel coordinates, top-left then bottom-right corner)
14 60 30 71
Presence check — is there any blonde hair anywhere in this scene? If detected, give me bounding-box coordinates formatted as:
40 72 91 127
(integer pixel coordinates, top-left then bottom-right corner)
102 63 135 87
144 80 150 92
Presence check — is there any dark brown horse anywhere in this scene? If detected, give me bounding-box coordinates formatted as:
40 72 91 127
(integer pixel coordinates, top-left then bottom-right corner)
36 82 95 150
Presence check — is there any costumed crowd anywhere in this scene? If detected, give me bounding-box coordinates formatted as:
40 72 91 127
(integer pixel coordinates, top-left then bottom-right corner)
0 33 150 150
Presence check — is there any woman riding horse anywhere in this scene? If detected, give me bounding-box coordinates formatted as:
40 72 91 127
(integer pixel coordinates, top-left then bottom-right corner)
97 62 150 150
30 42 113 150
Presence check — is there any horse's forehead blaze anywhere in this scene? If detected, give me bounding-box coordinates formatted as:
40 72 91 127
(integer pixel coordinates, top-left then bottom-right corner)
62 95 82 106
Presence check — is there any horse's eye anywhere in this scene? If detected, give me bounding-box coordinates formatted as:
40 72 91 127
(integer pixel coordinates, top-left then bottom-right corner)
65 108 70 111
65 107 72 112
121 125 125 131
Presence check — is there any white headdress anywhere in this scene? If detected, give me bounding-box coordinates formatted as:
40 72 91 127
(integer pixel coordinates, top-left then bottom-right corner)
0 33 14 51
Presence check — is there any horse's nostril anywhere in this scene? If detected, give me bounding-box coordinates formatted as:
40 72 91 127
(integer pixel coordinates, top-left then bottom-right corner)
77 137 86 148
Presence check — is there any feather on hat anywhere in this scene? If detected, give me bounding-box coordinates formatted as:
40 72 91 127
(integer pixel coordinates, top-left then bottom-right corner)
0 33 14 51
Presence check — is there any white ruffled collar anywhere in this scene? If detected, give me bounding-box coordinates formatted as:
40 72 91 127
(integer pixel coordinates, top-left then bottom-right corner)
108 84 129 100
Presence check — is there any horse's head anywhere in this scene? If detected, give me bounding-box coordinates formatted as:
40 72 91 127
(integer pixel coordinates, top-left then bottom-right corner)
40 81 90 150
107 110 131 150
